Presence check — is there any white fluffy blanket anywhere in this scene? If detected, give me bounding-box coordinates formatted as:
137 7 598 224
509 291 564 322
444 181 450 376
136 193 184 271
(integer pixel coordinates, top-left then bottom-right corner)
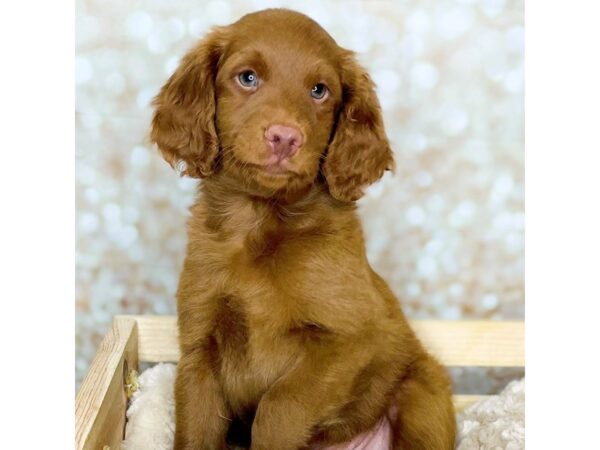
122 364 524 450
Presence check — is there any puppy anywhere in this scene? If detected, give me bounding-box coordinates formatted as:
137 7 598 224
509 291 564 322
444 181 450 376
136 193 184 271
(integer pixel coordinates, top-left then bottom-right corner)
151 9 456 450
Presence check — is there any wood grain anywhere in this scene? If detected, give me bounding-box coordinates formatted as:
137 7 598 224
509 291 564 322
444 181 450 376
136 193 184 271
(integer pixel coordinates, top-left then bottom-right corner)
75 317 138 450
411 320 524 367
453 395 489 412
124 315 524 367
121 315 179 363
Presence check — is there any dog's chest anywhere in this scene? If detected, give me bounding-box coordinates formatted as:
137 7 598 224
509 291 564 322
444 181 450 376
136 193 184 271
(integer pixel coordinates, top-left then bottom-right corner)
204 233 327 410
210 290 304 414
195 207 366 410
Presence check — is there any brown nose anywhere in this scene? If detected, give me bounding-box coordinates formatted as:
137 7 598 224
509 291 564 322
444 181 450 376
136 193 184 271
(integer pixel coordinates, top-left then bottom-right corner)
265 124 303 160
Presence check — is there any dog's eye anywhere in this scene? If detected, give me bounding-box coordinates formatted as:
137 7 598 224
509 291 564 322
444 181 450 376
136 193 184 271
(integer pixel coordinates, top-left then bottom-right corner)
238 70 259 88
311 83 328 100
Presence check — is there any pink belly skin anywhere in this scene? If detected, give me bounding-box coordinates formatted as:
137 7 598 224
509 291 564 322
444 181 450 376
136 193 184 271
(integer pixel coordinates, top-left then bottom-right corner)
315 415 393 450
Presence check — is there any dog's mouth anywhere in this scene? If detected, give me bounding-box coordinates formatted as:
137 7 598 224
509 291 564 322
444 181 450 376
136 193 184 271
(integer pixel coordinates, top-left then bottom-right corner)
223 148 318 195
259 161 294 175
237 159 299 177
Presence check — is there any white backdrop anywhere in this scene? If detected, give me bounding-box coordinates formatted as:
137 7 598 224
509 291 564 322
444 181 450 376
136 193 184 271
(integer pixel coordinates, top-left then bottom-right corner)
76 0 524 388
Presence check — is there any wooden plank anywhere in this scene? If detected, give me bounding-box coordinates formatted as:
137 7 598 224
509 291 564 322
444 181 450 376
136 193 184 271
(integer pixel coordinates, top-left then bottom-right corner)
75 317 138 450
411 320 524 367
120 315 179 363
126 315 524 368
453 395 488 412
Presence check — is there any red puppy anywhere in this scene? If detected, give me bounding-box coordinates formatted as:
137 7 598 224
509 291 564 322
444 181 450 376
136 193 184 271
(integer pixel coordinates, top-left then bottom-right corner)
151 9 456 450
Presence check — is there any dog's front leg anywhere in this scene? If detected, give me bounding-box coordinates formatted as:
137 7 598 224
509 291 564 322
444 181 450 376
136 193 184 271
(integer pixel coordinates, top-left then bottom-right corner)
250 346 361 450
173 351 230 450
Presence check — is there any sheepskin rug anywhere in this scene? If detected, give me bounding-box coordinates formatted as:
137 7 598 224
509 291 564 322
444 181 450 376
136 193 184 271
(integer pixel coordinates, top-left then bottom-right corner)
122 363 525 450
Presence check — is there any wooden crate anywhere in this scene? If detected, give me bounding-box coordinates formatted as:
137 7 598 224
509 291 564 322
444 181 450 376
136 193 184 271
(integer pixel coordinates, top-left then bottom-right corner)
75 315 524 450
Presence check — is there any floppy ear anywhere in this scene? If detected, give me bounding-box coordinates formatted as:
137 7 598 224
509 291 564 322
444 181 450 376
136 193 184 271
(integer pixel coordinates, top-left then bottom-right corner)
150 28 227 178
323 51 395 202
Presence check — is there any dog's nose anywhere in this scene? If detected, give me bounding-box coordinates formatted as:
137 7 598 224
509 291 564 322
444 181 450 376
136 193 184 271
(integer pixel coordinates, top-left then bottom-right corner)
265 125 303 159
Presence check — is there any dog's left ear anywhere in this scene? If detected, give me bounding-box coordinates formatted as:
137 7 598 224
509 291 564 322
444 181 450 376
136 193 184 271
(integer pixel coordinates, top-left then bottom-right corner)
323 51 395 202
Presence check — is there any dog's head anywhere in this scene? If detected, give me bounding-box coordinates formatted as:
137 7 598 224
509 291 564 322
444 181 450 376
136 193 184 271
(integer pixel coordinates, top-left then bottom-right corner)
151 9 394 201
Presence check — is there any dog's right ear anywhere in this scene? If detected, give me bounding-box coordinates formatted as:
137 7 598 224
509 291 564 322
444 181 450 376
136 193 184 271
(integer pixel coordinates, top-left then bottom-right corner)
150 28 227 178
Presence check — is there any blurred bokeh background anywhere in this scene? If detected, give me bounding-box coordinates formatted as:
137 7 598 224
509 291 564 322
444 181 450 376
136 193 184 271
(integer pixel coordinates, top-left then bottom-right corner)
76 0 524 390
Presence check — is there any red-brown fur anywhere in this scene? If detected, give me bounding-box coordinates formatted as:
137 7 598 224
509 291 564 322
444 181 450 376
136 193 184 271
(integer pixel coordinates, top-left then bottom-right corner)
151 9 456 450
